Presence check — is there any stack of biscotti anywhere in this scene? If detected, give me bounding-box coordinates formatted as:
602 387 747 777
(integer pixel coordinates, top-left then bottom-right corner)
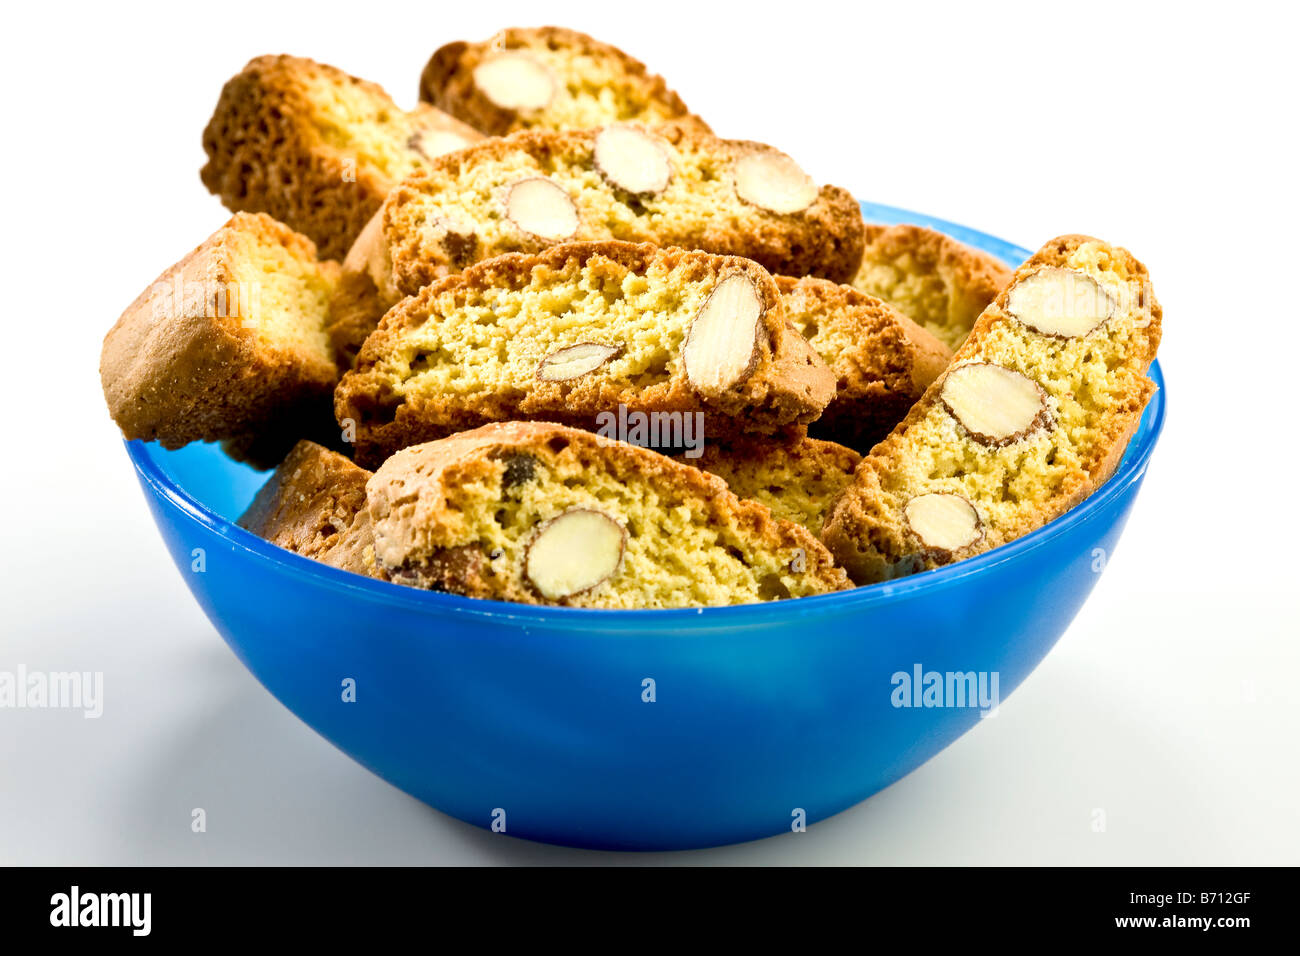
328 123 867 360
333 241 957 465
101 26 1165 609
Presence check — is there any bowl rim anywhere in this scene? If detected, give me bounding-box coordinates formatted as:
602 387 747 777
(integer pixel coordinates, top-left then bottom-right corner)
125 205 1167 632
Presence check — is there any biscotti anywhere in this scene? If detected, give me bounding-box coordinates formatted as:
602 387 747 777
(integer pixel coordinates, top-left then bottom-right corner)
238 440 376 576
101 212 341 450
341 125 865 328
201 55 483 260
822 235 1162 584
419 26 709 136
335 242 836 467
853 223 1014 351
677 435 861 538
364 422 851 607
777 276 953 451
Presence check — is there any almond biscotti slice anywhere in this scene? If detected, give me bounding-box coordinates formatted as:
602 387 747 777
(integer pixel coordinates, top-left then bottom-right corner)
853 224 1014 352
777 276 953 451
823 235 1162 584
675 435 861 538
238 440 376 576
336 242 836 467
341 124 864 328
201 55 483 260
419 26 710 136
101 212 341 450
365 422 850 607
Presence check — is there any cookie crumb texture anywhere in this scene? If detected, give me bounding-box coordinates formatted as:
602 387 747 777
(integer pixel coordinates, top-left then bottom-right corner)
365 422 850 607
419 26 710 136
824 234 1162 583
852 223 1014 352
678 435 861 538
372 125 864 307
777 275 952 451
336 242 835 467
201 55 482 260
100 212 340 449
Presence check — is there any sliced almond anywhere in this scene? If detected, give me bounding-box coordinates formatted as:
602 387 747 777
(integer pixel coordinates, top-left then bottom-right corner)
904 494 982 553
683 273 764 394
939 362 1049 446
593 126 671 196
505 178 579 241
472 51 555 111
537 343 622 382
343 209 384 276
1005 267 1116 338
734 151 818 215
343 208 396 297
408 128 473 161
524 508 627 600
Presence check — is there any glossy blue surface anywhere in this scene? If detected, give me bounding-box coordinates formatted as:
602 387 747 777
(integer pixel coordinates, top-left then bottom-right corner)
124 205 1166 850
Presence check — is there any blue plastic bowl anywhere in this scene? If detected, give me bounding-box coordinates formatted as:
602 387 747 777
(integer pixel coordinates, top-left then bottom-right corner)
124 203 1166 850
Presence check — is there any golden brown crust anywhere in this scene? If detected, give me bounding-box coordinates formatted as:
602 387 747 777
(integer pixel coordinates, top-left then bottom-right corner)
853 223 1014 351
335 242 836 467
365 421 850 605
674 434 861 537
351 126 862 328
237 440 376 574
775 275 953 451
100 212 340 450
200 55 482 260
419 26 710 136
823 234 1163 583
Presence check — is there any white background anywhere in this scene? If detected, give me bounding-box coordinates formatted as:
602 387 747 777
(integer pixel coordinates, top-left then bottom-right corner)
1 0 1296 865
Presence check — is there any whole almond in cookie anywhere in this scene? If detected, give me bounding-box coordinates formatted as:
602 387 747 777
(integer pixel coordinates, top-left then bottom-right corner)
409 127 476 161
1005 266 1116 339
904 493 983 554
524 508 627 599
938 363 1050 446
593 126 671 195
734 151 818 215
472 51 556 111
684 273 764 394
506 177 580 240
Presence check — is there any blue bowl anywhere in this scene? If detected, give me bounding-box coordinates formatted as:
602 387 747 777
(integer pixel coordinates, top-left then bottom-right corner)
124 203 1166 850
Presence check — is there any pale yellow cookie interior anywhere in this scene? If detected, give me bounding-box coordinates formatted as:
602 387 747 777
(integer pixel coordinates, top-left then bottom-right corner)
300 71 472 183
225 222 338 361
378 252 717 402
388 134 802 275
873 240 1153 535
425 449 827 608
486 44 689 130
692 446 858 538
